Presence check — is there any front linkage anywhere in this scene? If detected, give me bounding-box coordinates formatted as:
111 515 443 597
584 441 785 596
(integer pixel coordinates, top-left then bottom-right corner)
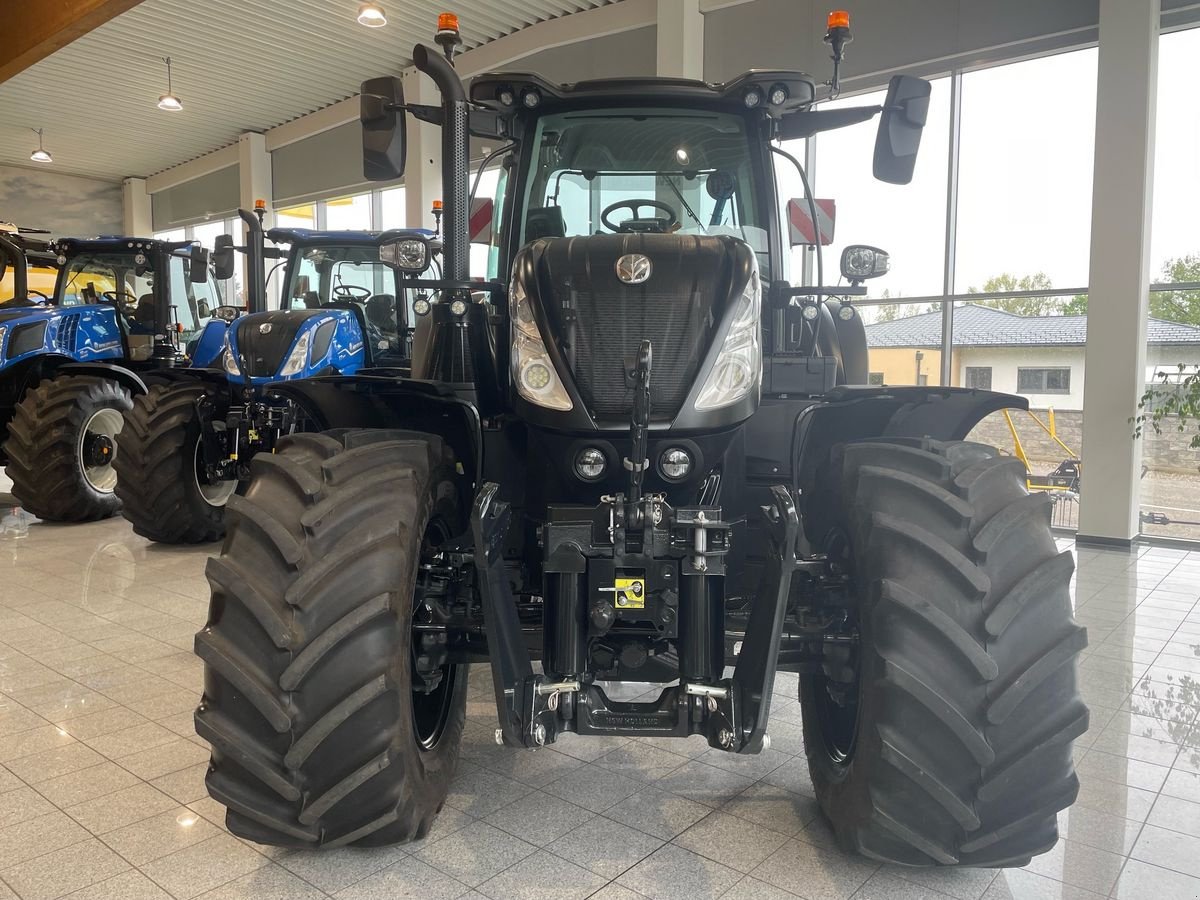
473 342 799 754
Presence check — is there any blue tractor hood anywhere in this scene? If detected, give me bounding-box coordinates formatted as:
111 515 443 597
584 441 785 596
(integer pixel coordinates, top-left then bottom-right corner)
219 307 366 385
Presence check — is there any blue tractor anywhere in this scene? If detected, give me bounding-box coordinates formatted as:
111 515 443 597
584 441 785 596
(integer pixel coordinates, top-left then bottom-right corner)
0 232 224 522
113 208 438 543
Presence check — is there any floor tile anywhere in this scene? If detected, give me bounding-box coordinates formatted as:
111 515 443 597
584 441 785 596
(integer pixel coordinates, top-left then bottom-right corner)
1021 836 1127 896
100 805 221 865
7 741 106 784
1146 792 1200 838
414 820 537 887
66 782 178 834
595 742 690 783
604 786 712 840
483 789 594 846
443 767 533 818
476 849 605 900
543 763 641 813
36 761 142 807
617 843 742 900
192 862 327 899
1131 822 1200 878
275 846 406 894
552 816 664 880
672 811 788 873
333 855 468 899
115 738 209 780
719 876 800 899
749 837 879 900
1112 858 1200 899
140 833 270 900
655 759 755 808
0 785 56 827
720 782 821 837
0 809 91 866
1 837 128 900
60 869 173 899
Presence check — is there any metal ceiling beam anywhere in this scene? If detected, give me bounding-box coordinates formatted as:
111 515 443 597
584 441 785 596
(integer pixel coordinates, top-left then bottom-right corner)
0 0 145 83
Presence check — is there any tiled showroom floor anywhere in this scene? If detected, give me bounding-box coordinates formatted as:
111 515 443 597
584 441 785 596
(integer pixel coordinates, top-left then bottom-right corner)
1 479 1200 899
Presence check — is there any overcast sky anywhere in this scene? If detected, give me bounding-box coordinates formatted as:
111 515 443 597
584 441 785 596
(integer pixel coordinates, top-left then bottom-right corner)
784 27 1200 307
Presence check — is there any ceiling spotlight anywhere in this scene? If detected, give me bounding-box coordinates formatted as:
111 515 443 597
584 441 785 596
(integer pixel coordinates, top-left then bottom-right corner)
357 2 387 26
157 57 183 111
29 129 51 163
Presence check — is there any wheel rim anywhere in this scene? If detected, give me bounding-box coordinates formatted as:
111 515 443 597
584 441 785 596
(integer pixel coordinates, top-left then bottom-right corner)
78 408 124 493
193 438 237 507
809 528 862 767
411 519 458 751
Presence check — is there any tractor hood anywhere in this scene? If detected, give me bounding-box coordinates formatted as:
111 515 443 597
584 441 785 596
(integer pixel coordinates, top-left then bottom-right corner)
227 308 366 382
517 233 758 429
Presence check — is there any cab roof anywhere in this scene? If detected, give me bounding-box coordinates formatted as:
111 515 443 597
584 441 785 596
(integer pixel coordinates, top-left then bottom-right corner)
50 236 195 255
267 227 436 245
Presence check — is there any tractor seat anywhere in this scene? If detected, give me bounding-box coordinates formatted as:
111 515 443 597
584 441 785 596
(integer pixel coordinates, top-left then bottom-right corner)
133 294 157 329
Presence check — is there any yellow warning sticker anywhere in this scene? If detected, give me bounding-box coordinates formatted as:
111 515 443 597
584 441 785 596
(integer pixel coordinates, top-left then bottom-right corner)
614 576 645 609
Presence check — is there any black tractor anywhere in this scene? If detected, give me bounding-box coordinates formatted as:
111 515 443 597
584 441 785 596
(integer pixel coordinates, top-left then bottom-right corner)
195 17 1085 868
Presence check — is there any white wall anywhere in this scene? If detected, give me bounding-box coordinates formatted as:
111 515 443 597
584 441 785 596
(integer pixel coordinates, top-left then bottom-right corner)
958 346 1088 410
1 164 122 237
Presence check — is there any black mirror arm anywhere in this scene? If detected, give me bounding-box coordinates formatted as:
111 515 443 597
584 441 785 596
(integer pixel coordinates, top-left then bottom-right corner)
778 105 881 141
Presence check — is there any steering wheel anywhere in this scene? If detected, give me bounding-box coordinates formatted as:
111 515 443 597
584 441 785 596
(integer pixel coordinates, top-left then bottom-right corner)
102 290 138 315
601 199 679 234
333 284 371 301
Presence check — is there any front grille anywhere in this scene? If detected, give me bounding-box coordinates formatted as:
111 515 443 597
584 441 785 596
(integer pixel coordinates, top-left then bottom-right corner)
56 314 79 354
571 292 707 419
235 310 328 377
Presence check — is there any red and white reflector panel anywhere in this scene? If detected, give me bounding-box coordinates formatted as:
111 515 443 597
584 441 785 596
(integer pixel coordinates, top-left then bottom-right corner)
470 198 494 243
786 198 835 246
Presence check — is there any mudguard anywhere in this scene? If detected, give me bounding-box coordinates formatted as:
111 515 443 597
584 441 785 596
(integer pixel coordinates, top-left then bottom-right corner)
55 362 149 396
791 385 1028 545
269 374 483 487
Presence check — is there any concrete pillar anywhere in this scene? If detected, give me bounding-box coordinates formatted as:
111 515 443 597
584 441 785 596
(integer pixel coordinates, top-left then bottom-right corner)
656 0 703 79
121 177 152 236
403 67 442 233
1077 0 1159 544
237 132 273 227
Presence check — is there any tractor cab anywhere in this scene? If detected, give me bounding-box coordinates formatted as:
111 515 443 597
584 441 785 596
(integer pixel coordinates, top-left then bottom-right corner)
0 226 58 307
50 236 220 366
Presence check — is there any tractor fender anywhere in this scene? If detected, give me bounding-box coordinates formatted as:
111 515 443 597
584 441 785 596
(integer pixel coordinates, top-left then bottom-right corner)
54 362 150 396
268 374 484 488
791 386 1028 545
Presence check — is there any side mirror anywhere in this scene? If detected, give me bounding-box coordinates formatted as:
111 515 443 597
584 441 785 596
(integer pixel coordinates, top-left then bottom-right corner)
189 245 210 283
379 234 432 274
197 300 211 318
293 274 311 298
840 245 890 284
362 76 406 181
873 75 931 185
212 235 235 280
785 198 835 246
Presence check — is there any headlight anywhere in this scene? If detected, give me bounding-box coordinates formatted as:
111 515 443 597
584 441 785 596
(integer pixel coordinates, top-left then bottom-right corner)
695 261 761 410
222 333 240 376
574 447 607 481
510 277 572 411
380 237 430 273
278 329 313 377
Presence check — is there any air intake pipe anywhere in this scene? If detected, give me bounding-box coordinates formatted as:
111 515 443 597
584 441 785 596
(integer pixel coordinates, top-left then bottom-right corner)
237 207 266 312
411 44 470 285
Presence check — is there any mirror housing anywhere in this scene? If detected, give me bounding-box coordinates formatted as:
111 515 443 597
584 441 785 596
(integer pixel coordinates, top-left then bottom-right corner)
873 75 931 185
379 234 432 274
212 235 236 280
362 76 407 181
840 245 890 284
189 245 210 283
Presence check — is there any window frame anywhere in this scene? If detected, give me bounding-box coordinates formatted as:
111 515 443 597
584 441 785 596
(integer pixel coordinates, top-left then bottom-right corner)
1016 366 1071 394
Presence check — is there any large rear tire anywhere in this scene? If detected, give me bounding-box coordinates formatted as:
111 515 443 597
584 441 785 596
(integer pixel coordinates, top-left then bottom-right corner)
115 383 233 544
801 438 1087 867
2 375 132 521
195 429 467 848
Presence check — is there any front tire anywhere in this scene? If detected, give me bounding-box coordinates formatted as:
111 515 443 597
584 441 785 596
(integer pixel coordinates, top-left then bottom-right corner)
195 429 468 848
3 375 132 521
115 383 233 544
801 438 1087 867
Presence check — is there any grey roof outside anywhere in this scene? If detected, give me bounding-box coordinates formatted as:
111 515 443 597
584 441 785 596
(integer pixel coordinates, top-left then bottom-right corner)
864 303 1200 348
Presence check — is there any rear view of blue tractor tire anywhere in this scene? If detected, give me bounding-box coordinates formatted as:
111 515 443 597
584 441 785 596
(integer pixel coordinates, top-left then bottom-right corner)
3 374 133 521
115 307 366 543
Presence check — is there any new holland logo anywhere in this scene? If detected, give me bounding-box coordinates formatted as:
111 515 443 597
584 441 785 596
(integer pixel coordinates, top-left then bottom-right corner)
258 322 273 335
615 253 652 285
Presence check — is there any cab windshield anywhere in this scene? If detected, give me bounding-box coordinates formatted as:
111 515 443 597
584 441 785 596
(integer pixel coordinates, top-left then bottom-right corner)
0 263 57 304
520 107 767 267
284 244 423 356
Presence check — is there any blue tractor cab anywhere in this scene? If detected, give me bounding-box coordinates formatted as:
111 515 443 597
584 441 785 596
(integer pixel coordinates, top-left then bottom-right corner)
0 233 223 522
113 209 439 543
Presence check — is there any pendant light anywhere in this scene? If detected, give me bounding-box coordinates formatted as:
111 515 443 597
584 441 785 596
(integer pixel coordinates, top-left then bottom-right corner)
29 129 52 163
157 57 183 111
